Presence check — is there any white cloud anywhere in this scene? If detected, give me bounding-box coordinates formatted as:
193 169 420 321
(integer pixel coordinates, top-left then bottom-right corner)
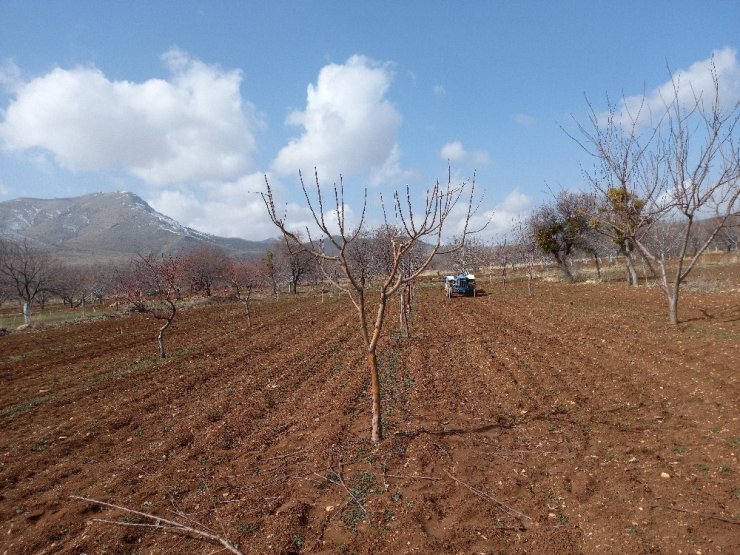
453 188 532 240
440 141 466 162
433 84 446 97
271 55 405 183
0 182 10 197
603 47 740 128
0 49 258 185
367 144 417 187
147 173 273 240
439 141 490 165
146 172 336 242
514 113 535 126
0 59 22 92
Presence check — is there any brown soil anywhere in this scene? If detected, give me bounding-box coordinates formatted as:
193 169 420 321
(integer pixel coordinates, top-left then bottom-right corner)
1 272 739 554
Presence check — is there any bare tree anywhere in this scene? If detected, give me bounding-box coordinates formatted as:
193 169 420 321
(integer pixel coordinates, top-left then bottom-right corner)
261 249 280 296
489 234 514 286
0 239 57 323
512 218 538 296
227 258 262 327
117 254 181 358
573 62 739 323
263 169 479 443
714 214 740 251
272 235 319 294
450 234 489 274
88 265 117 311
55 264 94 313
182 244 228 297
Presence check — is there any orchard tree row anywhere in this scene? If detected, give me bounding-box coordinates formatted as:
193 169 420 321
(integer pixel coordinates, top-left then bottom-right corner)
525 63 739 325
0 238 328 327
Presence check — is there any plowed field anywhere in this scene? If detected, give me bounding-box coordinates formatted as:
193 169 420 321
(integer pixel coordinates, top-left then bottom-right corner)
1 274 739 554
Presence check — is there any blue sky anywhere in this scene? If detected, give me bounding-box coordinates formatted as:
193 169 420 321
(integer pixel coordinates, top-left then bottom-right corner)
1 1 738 240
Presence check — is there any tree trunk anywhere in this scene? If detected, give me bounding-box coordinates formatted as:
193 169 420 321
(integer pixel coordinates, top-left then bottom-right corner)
593 252 601 280
667 290 679 325
367 350 382 444
244 300 251 327
625 253 638 286
399 293 408 337
157 327 166 358
157 320 169 358
554 252 575 282
22 301 31 323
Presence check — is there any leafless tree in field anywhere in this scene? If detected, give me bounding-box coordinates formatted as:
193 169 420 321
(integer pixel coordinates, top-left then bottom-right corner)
712 214 740 251
513 218 538 296
263 169 480 444
55 264 95 314
182 244 228 297
0 239 57 323
118 254 181 358
449 233 489 274
571 62 739 324
228 258 262 327
88 265 117 311
273 234 319 294
261 249 280 296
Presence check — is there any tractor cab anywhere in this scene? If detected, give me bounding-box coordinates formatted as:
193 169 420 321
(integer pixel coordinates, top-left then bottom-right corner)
445 272 476 298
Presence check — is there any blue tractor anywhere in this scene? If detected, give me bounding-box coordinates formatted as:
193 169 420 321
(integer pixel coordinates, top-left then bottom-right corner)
445 272 476 298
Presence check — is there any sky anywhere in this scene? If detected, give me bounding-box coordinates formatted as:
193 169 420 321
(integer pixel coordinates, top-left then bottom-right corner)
0 1 738 241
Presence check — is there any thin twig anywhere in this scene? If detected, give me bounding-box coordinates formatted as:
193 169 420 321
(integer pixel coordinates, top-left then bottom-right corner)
312 471 367 516
649 505 740 525
71 496 243 554
260 448 305 462
444 470 532 522
384 473 441 481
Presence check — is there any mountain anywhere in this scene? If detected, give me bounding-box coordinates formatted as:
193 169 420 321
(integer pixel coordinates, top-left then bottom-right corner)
0 192 273 263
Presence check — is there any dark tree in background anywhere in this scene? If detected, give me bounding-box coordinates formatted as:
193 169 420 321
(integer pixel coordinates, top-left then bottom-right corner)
0 239 57 323
527 191 593 282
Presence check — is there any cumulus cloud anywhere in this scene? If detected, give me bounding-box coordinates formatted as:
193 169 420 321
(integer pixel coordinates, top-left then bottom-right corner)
367 144 417 187
0 49 258 185
147 173 275 240
602 47 740 128
433 84 446 97
0 59 22 91
146 172 335 241
439 141 490 165
451 188 532 240
272 55 405 183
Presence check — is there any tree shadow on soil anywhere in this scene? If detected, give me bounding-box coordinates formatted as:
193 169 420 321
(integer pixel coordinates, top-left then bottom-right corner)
394 416 517 438
682 304 740 323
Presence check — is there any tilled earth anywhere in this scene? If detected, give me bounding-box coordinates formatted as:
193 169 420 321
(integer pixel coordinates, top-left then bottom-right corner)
1 276 738 554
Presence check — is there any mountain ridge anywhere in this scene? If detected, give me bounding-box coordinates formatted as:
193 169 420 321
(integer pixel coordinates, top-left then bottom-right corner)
0 191 273 263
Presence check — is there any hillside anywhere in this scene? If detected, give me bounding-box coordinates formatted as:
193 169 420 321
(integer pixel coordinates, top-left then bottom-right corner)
0 192 272 262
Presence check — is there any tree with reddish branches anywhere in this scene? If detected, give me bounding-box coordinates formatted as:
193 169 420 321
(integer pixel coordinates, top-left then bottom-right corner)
118 254 181 358
182 244 228 297
227 259 262 327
